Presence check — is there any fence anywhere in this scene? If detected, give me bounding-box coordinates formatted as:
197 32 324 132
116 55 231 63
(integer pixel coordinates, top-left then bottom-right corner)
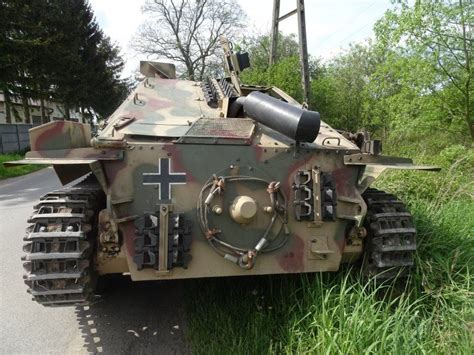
0 124 33 154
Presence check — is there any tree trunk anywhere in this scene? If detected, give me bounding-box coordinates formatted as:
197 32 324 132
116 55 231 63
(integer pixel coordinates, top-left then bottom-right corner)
3 87 12 123
22 92 31 124
459 0 473 139
466 93 473 140
40 97 48 124
199 58 206 81
80 107 86 124
186 61 195 81
64 104 70 120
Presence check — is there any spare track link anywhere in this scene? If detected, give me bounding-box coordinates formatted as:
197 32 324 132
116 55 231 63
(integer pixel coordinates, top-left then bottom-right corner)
22 174 104 306
362 188 416 278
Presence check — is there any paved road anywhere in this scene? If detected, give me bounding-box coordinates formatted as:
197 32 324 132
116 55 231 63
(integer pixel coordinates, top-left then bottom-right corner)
0 168 189 354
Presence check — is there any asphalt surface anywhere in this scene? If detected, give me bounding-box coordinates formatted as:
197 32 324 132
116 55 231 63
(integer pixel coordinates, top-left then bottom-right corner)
0 168 189 354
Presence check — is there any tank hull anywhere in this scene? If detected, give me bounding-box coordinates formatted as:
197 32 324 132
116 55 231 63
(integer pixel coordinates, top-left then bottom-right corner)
98 141 363 280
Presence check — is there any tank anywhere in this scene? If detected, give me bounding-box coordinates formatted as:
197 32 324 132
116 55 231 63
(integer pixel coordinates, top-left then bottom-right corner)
7 38 439 306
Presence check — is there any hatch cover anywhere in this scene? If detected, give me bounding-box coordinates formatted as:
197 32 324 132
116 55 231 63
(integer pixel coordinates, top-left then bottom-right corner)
177 118 255 145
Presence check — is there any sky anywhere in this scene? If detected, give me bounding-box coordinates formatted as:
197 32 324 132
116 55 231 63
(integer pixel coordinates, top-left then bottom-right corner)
89 0 394 77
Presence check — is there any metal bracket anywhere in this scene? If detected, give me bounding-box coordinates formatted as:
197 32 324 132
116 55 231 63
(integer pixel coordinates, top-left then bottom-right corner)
91 137 127 149
336 195 366 227
133 93 145 105
157 204 172 274
144 78 154 88
308 236 334 260
114 116 135 130
344 153 413 166
322 137 341 146
362 140 381 155
312 168 322 225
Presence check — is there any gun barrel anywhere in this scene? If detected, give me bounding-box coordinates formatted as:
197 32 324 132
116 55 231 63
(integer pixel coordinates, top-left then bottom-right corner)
238 91 320 142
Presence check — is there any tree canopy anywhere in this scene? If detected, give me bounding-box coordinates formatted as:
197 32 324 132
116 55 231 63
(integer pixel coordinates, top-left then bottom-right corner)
0 0 131 123
375 0 473 139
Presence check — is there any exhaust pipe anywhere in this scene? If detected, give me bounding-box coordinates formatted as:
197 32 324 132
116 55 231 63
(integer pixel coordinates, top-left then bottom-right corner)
237 91 320 142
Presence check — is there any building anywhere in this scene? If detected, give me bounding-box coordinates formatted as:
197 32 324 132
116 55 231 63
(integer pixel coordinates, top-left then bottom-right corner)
0 92 87 125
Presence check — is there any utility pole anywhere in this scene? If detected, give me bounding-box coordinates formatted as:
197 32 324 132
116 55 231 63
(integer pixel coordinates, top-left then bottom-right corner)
270 0 310 105
269 0 280 66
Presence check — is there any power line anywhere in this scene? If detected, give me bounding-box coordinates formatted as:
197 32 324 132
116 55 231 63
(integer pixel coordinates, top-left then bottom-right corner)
316 0 381 48
331 7 388 49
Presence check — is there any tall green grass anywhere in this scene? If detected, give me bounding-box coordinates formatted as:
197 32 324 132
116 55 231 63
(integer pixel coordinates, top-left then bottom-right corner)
186 147 473 354
186 200 473 354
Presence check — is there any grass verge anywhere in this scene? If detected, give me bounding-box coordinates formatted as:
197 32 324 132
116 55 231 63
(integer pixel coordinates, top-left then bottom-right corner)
0 153 45 180
185 183 473 354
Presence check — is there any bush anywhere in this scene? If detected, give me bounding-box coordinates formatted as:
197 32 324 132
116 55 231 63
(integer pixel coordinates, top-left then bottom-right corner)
375 145 474 203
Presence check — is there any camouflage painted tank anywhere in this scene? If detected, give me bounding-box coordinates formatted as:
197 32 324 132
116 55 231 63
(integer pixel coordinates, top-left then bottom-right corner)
8 38 439 306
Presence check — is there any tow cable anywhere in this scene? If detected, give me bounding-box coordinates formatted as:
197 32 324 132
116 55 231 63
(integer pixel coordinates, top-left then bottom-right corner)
197 173 289 269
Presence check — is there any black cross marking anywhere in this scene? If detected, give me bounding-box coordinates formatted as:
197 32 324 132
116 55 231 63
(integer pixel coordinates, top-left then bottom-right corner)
143 158 187 200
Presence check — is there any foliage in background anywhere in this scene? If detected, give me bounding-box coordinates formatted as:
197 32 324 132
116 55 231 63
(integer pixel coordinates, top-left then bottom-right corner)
375 0 473 139
0 153 44 179
311 42 382 133
239 33 300 71
239 33 321 103
0 0 131 122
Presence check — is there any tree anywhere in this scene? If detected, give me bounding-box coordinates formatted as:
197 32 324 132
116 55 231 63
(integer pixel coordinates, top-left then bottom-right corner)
239 32 320 104
50 2 130 119
0 0 130 123
375 0 473 139
83 37 132 118
238 32 300 71
49 0 130 120
0 0 41 123
310 43 381 132
365 49 452 147
132 0 245 81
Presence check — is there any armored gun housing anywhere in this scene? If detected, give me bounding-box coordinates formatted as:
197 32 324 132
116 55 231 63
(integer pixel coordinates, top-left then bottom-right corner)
7 38 439 306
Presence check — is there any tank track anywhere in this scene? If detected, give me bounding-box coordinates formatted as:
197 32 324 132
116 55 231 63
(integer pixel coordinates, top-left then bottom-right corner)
22 174 104 306
362 188 417 279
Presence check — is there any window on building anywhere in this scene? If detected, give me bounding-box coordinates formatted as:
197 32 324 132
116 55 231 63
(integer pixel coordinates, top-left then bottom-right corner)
32 115 42 125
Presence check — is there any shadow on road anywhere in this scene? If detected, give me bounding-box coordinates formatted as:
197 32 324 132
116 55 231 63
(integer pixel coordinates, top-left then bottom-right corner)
75 275 190 354
0 186 45 208
0 168 59 209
